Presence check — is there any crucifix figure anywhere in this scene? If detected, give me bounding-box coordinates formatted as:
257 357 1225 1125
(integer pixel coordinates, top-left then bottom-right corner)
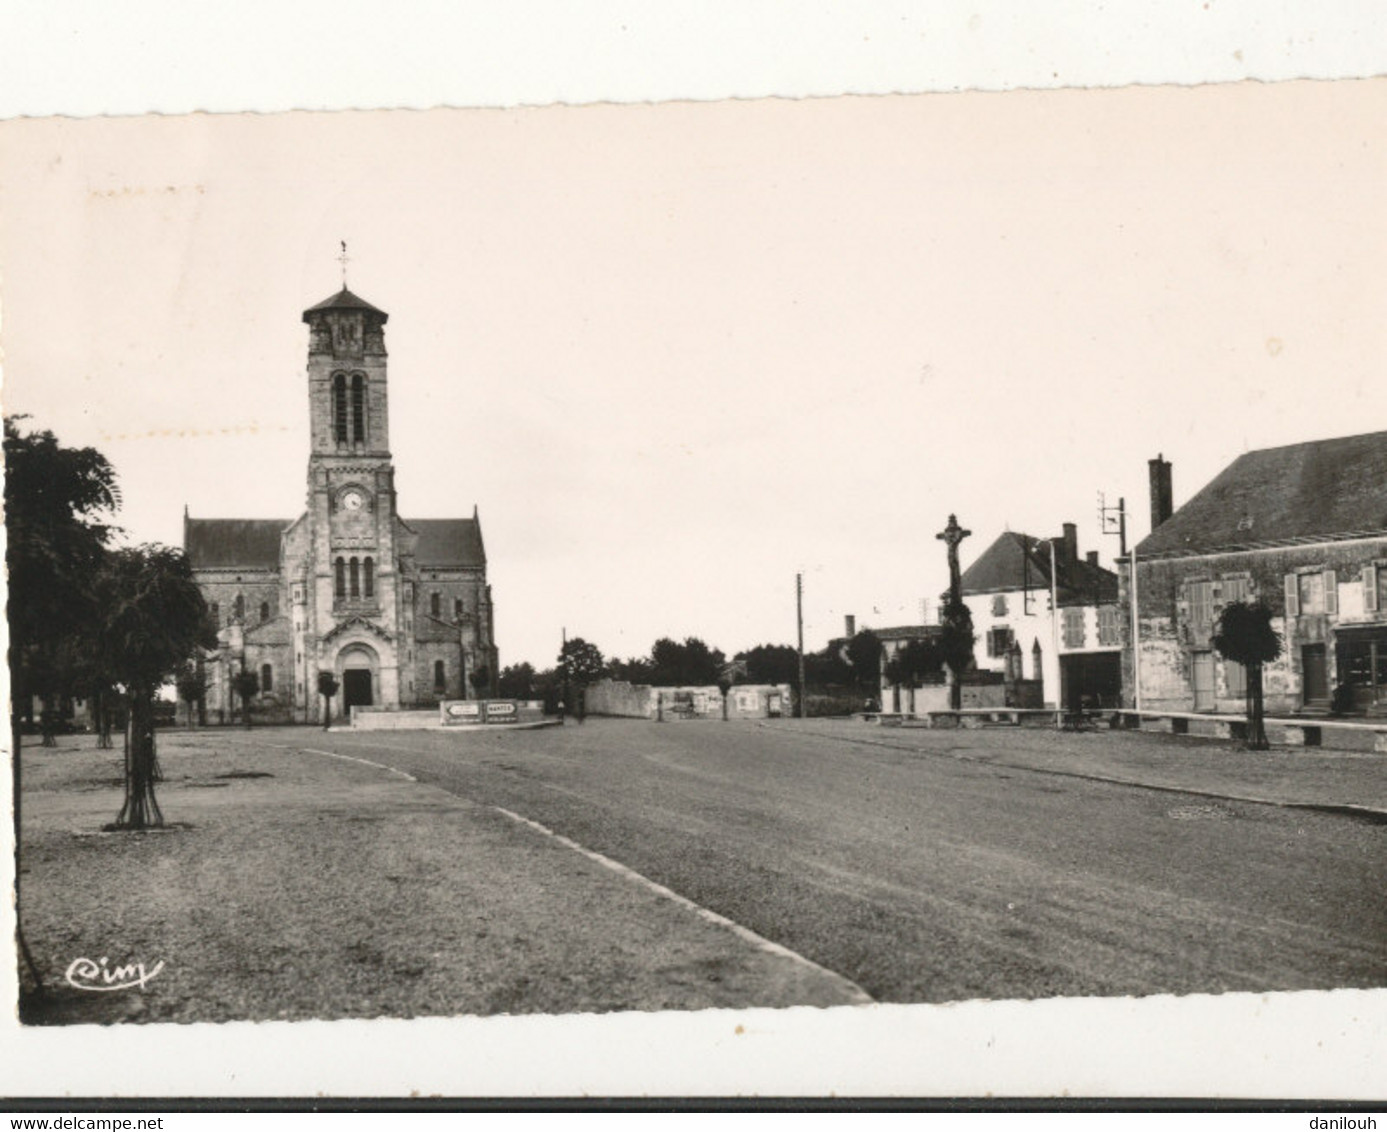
338 240 350 289
937 513 971 603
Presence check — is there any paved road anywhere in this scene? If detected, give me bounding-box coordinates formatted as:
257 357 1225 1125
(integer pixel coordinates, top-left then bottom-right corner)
296 719 1386 1004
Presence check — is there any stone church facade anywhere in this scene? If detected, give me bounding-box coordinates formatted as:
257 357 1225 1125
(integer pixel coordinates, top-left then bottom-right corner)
185 287 498 723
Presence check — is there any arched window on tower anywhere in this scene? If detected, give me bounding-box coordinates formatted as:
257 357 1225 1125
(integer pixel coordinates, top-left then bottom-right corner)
351 374 366 443
259 601 270 623
335 557 346 599
349 557 360 598
433 660 446 694
234 594 245 622
363 556 374 598
261 664 273 693
333 374 348 444
430 591 441 619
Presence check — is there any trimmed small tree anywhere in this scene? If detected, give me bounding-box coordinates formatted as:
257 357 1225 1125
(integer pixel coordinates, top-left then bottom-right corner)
1212 599 1283 750
717 675 732 720
175 665 206 729
96 544 213 830
232 668 260 730
469 665 491 700
317 670 339 730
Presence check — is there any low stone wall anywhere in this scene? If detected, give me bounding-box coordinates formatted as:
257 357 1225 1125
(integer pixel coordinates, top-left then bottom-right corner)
350 709 442 731
585 680 792 720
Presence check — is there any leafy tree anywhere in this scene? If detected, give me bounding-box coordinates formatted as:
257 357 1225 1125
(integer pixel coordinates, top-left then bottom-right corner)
650 637 725 686
609 655 655 684
95 545 214 829
805 647 851 688
175 665 206 729
845 629 883 691
317 670 339 729
737 644 798 686
4 417 120 755
559 637 606 688
497 662 536 699
939 596 976 710
1212 599 1283 750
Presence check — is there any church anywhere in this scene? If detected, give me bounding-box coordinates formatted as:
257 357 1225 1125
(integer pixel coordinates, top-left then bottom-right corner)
184 285 498 723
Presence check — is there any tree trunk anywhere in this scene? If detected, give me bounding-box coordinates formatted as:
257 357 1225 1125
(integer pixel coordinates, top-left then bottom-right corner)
40 692 57 747
1248 663 1269 750
323 695 332 730
949 671 962 711
114 690 163 830
95 689 113 749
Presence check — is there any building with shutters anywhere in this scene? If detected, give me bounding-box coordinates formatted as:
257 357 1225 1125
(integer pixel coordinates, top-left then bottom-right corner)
184 286 498 724
958 524 1122 710
1122 433 1387 716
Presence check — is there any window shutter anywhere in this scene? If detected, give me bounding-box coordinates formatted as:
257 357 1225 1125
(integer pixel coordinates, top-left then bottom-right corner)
1324 570 1338 615
1284 574 1299 616
1366 565 1379 613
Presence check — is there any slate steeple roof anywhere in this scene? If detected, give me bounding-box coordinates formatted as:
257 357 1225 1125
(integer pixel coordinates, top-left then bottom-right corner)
302 288 389 322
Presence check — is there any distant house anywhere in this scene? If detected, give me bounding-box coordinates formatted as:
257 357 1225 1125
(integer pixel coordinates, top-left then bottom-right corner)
1124 434 1387 716
959 524 1122 710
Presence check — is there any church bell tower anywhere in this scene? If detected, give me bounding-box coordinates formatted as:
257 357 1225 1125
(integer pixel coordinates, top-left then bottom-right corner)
299 281 404 710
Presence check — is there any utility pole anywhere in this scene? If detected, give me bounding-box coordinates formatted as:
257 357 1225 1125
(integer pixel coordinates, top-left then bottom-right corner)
560 625 569 723
796 572 806 719
1098 492 1127 557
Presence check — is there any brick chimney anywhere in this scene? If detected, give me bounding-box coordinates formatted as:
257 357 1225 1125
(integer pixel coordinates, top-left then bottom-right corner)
1149 455 1174 529
844 614 856 638
1062 522 1078 564
1086 550 1099 566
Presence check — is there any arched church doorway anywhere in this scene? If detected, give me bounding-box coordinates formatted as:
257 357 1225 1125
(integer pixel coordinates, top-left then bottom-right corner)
337 643 379 716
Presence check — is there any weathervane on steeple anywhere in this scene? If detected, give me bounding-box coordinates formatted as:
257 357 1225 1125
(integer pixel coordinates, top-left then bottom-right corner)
338 240 350 289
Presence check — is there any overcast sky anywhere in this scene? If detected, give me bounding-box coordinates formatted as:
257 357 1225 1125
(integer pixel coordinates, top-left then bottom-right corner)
3 80 1384 669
